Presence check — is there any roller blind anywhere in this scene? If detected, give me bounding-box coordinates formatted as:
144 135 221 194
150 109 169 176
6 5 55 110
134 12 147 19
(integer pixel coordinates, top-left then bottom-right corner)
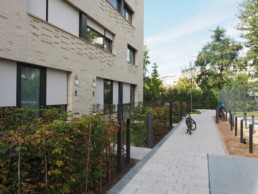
48 0 79 36
87 18 104 35
46 68 67 105
0 59 17 107
27 0 47 20
123 83 130 104
96 78 104 107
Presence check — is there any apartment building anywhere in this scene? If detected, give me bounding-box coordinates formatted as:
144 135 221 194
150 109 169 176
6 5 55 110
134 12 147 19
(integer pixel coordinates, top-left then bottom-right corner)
0 0 144 114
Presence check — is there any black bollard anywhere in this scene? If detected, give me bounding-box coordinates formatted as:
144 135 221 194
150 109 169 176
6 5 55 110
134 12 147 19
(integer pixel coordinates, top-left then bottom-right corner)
147 115 154 148
216 106 219 124
126 119 130 166
249 124 253 153
235 116 238 136
240 120 243 143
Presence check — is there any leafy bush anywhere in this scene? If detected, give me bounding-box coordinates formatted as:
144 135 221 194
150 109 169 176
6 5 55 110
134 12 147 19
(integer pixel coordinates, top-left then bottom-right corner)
0 108 118 193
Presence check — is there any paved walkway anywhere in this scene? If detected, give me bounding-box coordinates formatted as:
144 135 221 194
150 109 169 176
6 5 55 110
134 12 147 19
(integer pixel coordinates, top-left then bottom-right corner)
109 109 226 194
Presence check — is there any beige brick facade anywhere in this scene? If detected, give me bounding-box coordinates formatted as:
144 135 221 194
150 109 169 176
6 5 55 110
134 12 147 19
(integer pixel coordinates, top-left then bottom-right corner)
0 0 144 114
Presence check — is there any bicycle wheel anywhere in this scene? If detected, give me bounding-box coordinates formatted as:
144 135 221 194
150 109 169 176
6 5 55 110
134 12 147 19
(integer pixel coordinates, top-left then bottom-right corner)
191 119 196 130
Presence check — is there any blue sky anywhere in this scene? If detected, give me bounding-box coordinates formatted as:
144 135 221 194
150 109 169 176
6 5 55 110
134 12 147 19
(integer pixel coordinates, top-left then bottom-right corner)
144 0 243 77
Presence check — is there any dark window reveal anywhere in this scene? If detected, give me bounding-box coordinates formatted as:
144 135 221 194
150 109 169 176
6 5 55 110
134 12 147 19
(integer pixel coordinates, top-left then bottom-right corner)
127 46 136 64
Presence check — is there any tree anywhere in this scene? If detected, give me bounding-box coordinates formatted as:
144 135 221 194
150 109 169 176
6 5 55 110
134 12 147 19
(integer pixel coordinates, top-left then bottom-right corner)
195 27 243 90
143 45 151 79
144 63 164 101
237 0 258 74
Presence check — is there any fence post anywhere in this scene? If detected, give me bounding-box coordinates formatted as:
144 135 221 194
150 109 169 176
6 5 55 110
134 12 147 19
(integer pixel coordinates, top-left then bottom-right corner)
126 118 130 167
230 113 234 131
235 116 238 136
169 101 173 128
216 106 219 124
229 110 231 124
249 124 253 153
117 103 123 173
147 115 154 148
243 85 247 128
233 88 236 114
240 120 243 143
244 113 247 129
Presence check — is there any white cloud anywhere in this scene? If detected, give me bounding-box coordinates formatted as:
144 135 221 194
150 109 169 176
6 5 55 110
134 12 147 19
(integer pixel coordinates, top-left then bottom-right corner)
144 3 242 77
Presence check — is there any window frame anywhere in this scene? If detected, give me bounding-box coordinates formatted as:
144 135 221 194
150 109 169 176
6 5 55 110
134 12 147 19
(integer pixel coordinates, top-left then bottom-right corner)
79 13 113 53
127 45 136 65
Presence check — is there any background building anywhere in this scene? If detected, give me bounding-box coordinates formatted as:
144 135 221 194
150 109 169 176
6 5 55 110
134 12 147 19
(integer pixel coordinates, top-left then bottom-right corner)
160 75 180 89
0 0 144 114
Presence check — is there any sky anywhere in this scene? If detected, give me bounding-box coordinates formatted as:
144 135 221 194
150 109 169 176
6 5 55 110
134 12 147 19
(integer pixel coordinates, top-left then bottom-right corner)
144 0 243 77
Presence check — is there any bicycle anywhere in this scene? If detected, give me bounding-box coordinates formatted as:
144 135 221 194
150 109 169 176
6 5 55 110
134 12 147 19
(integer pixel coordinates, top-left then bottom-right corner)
185 113 196 135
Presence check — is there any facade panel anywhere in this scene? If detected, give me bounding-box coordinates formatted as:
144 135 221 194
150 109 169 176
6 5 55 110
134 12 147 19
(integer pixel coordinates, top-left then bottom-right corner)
0 59 16 107
48 0 79 36
27 0 47 20
46 68 68 105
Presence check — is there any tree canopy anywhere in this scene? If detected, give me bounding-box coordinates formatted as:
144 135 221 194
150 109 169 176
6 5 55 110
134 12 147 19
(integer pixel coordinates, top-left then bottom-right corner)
195 27 243 90
237 0 258 74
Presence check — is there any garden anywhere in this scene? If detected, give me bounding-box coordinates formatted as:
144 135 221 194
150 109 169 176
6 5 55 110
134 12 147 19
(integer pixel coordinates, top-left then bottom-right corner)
0 101 186 193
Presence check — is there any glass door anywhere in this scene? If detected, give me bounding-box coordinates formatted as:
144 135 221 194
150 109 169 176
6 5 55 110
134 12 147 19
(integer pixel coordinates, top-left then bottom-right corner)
17 64 46 109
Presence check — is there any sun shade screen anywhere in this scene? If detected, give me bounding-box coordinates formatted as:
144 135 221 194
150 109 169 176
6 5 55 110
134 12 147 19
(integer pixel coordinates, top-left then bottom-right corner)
27 0 47 20
48 0 79 36
0 59 17 107
123 83 130 104
113 81 119 105
46 68 67 105
96 78 104 107
87 18 105 35
105 31 113 40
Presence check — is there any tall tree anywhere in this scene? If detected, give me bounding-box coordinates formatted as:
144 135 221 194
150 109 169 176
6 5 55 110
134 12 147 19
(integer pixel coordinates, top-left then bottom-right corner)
237 0 258 74
143 45 151 79
195 27 243 90
144 63 164 101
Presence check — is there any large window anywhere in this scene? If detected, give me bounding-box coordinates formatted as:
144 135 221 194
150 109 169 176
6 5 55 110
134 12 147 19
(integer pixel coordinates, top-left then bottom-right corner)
127 46 136 64
17 63 67 110
86 27 104 48
17 64 46 109
27 0 79 36
79 13 113 52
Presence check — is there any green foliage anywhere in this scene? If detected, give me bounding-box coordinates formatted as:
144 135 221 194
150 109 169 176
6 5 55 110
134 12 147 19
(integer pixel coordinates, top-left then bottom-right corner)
144 63 164 101
143 45 151 78
0 108 118 193
130 101 186 147
237 0 258 74
195 27 243 90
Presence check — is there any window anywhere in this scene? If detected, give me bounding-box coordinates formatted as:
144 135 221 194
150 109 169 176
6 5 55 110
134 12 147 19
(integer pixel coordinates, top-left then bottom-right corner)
107 0 133 24
79 13 113 52
17 63 46 109
124 4 132 23
108 0 121 11
27 0 79 36
104 38 112 52
104 80 113 113
86 27 104 48
127 46 136 64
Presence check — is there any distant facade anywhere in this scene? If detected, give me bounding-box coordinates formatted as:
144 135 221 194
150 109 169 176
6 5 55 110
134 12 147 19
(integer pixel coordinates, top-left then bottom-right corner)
0 0 144 114
160 75 180 88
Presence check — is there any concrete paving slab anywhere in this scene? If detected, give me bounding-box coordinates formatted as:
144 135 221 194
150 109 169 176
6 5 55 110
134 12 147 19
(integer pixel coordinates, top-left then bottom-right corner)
108 110 226 194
